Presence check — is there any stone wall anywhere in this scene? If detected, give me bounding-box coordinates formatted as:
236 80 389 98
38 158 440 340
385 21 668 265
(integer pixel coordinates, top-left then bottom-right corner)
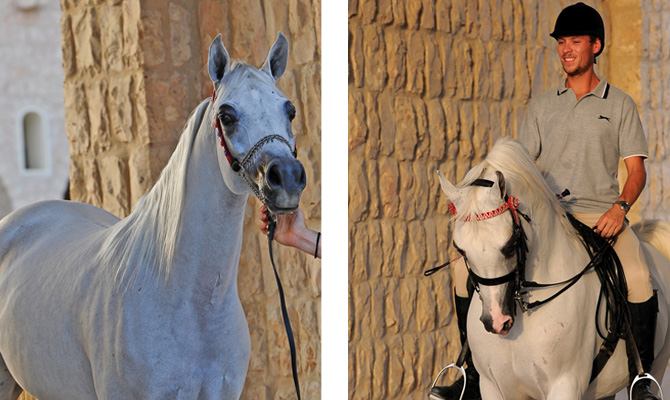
32 1 321 399
635 0 670 220
348 0 670 398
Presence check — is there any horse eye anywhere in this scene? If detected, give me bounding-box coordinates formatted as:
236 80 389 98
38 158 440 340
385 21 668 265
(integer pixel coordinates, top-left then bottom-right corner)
285 102 296 121
218 104 239 127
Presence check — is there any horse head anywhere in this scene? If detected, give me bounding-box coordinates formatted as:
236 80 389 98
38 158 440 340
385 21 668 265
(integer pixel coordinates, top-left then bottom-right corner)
208 33 306 214
438 169 518 335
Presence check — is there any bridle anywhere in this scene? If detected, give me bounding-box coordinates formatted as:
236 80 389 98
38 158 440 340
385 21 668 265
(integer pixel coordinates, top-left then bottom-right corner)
433 178 644 384
211 90 298 204
211 89 303 400
444 178 602 314
446 179 530 315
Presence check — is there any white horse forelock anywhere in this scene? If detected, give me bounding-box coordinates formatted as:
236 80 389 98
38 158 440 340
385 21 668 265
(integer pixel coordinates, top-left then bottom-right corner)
96 98 211 290
453 137 581 252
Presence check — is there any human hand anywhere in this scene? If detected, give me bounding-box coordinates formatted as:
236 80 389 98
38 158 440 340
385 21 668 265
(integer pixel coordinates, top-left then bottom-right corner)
593 205 626 238
259 204 307 248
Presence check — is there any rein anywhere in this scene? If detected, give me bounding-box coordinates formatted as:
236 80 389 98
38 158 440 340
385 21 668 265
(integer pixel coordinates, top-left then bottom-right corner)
267 215 302 400
435 180 598 314
211 91 302 400
430 178 637 383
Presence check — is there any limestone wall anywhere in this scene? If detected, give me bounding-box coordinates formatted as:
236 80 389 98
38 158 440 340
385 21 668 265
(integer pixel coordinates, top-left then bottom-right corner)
635 0 670 220
348 0 670 398
44 1 321 399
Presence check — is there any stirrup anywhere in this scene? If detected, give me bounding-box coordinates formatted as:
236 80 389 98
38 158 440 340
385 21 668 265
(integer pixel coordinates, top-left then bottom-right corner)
428 363 467 400
630 373 663 400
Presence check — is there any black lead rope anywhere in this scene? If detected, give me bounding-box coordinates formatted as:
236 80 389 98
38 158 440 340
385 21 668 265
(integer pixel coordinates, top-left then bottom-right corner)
267 213 302 400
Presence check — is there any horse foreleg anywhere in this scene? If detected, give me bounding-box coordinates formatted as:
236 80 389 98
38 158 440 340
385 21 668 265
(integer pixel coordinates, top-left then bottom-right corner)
478 378 505 400
0 355 21 400
546 376 585 400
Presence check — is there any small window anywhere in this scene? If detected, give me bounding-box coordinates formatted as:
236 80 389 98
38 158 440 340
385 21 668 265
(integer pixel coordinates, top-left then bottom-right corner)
23 112 46 170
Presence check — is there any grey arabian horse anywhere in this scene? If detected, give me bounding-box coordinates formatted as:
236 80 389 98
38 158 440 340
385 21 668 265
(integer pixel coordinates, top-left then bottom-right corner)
0 33 305 399
438 138 670 399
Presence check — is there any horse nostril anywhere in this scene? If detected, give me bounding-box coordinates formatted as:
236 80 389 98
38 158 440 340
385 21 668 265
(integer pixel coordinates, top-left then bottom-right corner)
298 164 306 188
267 163 282 189
501 318 513 334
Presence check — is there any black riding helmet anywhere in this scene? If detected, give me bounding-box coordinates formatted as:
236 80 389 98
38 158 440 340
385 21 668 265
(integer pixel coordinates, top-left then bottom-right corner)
550 2 605 58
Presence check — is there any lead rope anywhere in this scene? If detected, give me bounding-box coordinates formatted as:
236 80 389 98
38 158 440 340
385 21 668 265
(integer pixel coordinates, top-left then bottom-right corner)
266 212 302 400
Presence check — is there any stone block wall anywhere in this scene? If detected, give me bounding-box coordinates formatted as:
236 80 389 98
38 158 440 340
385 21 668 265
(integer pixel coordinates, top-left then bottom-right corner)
636 0 670 220
348 0 670 398
40 1 321 400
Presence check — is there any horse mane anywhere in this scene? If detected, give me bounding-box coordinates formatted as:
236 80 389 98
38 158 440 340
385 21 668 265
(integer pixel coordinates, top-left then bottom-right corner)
455 137 579 242
97 98 211 290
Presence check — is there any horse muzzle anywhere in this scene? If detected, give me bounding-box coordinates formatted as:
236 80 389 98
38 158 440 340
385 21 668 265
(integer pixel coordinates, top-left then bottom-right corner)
261 156 306 214
481 310 514 335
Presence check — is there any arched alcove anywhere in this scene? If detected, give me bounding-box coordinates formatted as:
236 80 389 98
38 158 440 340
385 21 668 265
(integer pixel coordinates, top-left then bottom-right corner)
22 111 46 170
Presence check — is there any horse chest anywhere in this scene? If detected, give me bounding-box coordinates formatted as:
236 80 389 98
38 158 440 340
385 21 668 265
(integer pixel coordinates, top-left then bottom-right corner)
84 287 251 399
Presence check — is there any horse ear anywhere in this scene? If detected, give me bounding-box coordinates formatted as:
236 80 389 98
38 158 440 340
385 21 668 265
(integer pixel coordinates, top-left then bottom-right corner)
496 171 506 199
262 32 289 80
437 170 460 202
208 34 230 84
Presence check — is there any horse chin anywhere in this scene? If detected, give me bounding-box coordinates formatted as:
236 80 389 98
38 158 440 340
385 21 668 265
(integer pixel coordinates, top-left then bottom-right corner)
265 203 299 215
262 190 301 214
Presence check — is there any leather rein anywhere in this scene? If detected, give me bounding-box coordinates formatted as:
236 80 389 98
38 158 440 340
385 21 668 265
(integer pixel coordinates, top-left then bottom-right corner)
439 178 604 314
429 178 629 382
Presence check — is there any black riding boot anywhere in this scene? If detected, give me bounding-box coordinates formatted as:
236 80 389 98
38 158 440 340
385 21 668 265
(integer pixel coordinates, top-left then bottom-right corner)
429 291 481 400
627 292 659 400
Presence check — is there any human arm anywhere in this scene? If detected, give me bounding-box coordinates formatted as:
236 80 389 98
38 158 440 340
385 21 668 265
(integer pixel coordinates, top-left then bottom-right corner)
594 156 646 238
259 205 321 258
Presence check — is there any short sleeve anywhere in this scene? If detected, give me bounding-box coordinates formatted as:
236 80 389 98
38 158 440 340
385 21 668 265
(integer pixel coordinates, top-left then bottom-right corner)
619 95 648 159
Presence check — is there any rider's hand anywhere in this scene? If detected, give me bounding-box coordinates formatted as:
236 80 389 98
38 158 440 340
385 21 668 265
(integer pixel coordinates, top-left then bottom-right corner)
594 205 626 238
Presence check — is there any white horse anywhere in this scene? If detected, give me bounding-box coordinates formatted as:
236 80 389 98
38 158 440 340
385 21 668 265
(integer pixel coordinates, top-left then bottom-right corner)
438 137 670 399
0 32 305 400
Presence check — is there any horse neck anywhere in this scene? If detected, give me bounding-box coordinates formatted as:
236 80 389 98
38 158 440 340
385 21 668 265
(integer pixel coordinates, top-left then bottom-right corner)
101 100 248 306
169 115 248 304
519 189 589 283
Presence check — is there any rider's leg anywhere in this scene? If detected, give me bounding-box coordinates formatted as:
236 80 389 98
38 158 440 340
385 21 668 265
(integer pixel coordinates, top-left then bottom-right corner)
572 213 658 400
611 224 658 400
429 258 481 400
454 255 469 297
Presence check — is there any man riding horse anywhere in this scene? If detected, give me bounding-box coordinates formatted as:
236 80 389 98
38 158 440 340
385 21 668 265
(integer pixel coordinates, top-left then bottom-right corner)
432 3 659 400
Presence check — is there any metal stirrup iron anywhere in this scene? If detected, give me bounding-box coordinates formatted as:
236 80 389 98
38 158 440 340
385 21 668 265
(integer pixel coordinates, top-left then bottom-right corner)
630 373 663 400
429 340 470 400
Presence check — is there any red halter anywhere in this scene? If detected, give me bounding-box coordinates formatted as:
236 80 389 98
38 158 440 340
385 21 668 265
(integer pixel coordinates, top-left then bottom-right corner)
212 90 237 168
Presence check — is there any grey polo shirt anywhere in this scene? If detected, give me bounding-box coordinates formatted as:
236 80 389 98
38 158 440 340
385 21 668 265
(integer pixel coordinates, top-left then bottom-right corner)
518 78 648 214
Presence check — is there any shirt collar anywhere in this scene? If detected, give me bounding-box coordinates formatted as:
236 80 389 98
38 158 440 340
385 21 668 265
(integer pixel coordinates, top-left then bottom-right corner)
556 77 610 99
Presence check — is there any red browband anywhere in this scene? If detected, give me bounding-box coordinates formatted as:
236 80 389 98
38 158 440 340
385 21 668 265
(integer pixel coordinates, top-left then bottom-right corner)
448 196 521 223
